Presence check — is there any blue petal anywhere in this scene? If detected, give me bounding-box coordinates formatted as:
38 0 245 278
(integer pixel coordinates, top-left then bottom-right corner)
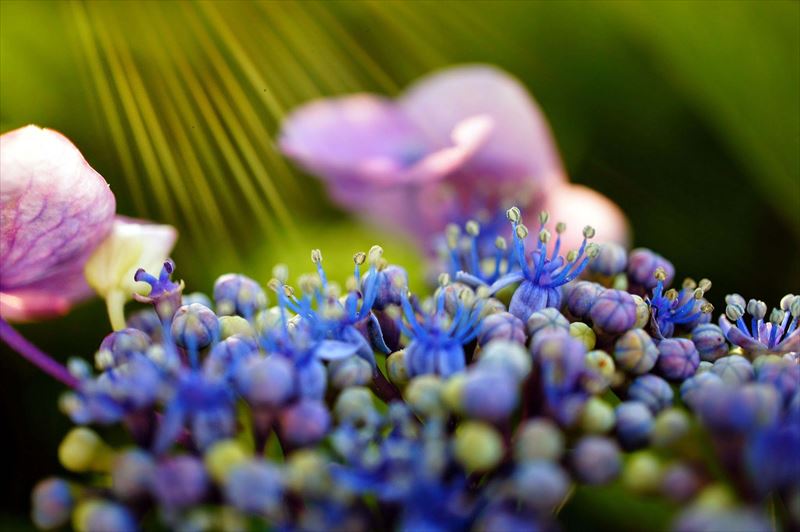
314 340 360 361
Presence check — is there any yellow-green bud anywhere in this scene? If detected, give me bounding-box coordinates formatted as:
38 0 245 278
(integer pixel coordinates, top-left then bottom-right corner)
59 428 112 473
218 315 255 339
386 350 409 387
404 376 445 418
204 439 248 483
441 374 466 413
695 483 736 510
454 422 504 472
623 452 662 494
580 397 616 434
285 449 331 496
632 295 649 329
569 322 596 350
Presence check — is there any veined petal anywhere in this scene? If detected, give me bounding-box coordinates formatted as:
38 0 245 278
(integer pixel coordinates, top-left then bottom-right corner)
401 64 566 189
84 216 177 300
0 125 115 320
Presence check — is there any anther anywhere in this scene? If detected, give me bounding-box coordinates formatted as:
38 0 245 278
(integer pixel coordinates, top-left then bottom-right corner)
665 289 678 302
698 279 712 292
353 252 366 265
682 278 697 290
726 303 744 321
566 250 578 262
506 207 521 223
582 226 596 239
515 224 529 239
769 308 785 325
310 249 322 264
586 243 600 258
272 263 289 283
700 302 714 314
654 267 667 282
555 222 566 234
495 236 507 251
465 220 480 237
539 211 550 225
538 229 551 244
368 245 384 264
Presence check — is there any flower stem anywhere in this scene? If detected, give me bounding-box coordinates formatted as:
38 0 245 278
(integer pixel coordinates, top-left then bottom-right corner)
0 318 78 388
106 289 127 331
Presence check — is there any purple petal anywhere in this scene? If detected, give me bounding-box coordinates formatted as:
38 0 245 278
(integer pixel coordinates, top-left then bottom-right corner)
1 126 115 320
401 65 566 190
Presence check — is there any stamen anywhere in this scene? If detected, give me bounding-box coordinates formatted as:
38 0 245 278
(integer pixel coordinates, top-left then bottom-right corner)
515 224 529 239
555 222 566 234
582 226 596 239
654 268 667 282
538 211 550 226
465 220 480 237
682 278 697 290
506 206 521 223
272 263 289 283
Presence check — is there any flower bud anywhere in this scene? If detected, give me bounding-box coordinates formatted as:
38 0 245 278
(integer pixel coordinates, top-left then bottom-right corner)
652 408 691 449
31 478 74 530
589 242 627 276
478 311 526 345
225 461 283 515
386 350 410 387
285 449 331 496
329 356 373 389
279 399 331 447
334 387 378 426
526 307 570 337
570 321 596 350
98 328 151 367
657 338 699 381
213 273 268 317
628 375 674 414
461 368 519 423
564 281 603 318
623 451 663 495
204 439 248 484
583 350 615 393
589 289 637 334
580 397 616 434
710 355 753 386
627 248 674 290
218 315 255 340
171 303 220 349
614 329 659 375
235 356 296 407
691 323 728 362
454 421 504 472
514 418 564 462
111 449 156 500
475 340 531 382
59 428 112 473
153 456 208 509
404 375 445 418
615 401 654 450
73 500 136 532
572 436 621 484
512 461 570 511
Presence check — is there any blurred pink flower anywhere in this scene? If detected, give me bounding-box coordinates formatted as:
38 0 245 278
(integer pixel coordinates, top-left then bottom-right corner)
280 64 628 251
0 125 116 321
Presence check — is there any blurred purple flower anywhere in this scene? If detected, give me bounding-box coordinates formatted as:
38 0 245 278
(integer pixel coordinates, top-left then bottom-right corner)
280 65 628 251
1 125 116 321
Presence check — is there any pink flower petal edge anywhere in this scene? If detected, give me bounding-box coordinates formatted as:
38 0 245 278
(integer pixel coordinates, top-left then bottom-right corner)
0 125 116 321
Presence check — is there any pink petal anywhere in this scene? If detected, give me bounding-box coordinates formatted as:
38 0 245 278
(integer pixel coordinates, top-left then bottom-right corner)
0 125 115 321
279 94 429 182
536 183 630 253
401 65 567 190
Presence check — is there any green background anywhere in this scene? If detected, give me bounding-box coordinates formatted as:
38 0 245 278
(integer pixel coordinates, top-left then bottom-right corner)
1 1 798 528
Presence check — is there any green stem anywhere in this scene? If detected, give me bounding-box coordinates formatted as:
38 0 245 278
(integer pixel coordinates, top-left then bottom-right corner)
106 290 127 331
